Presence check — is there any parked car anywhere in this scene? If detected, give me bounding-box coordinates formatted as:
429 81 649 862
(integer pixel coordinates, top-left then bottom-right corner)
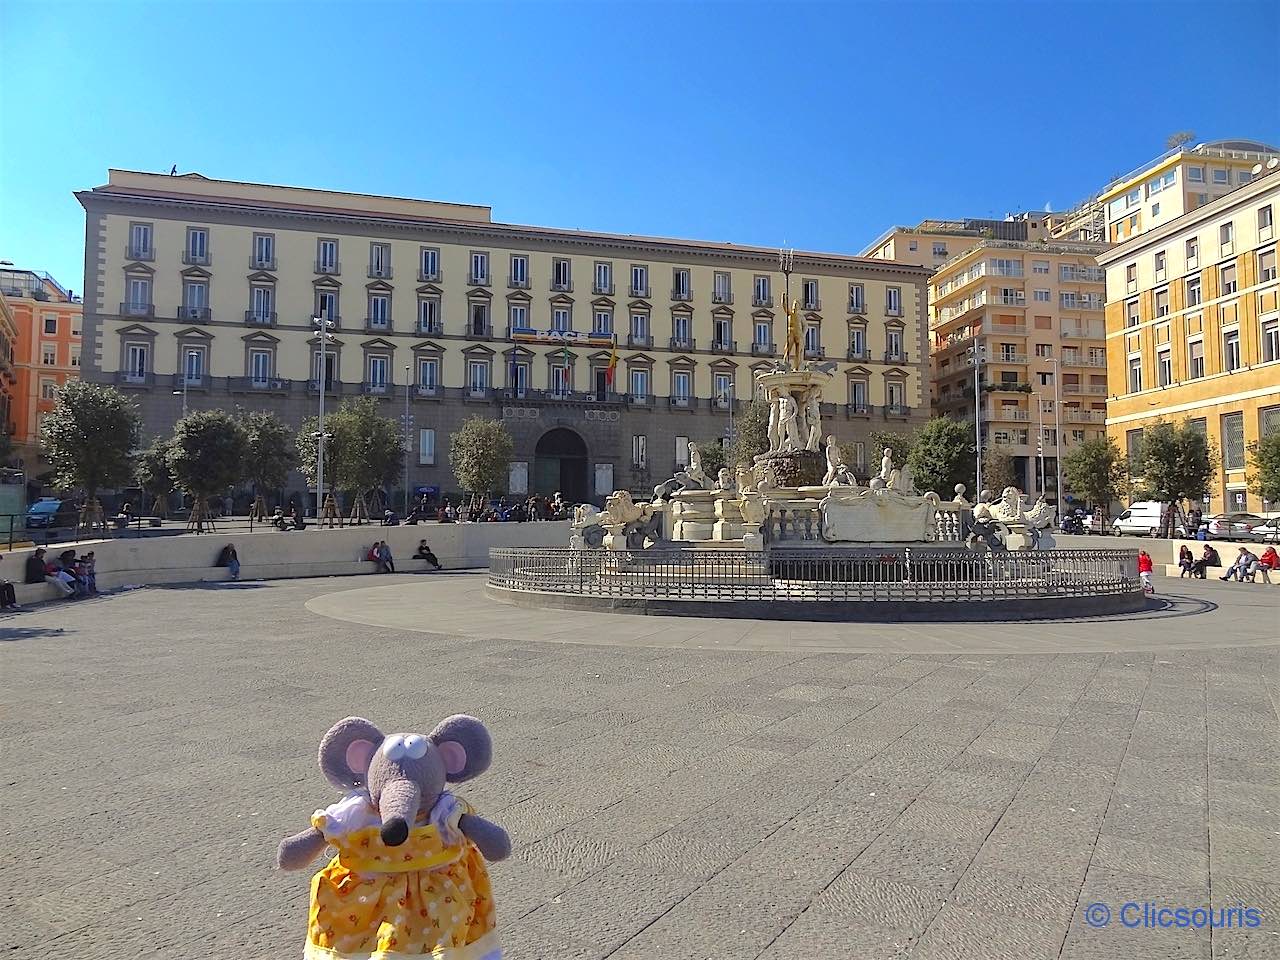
1202 512 1265 541
24 498 79 529
1110 501 1169 537
1241 516 1279 544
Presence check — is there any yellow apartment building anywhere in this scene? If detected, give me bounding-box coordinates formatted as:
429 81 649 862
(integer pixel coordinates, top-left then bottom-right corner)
865 215 1059 270
928 237 1111 502
1053 138 1279 245
76 169 930 504
1098 163 1280 514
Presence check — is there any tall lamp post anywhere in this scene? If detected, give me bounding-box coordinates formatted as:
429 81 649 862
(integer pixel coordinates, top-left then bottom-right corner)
1047 356 1063 507
313 317 335 518
1032 391 1047 497
402 363 411 517
172 349 199 419
968 340 986 494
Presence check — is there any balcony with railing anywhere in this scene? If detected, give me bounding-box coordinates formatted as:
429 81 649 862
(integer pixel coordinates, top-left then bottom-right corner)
1059 266 1105 283
508 275 531 289
125 244 154 262
315 260 341 275
365 318 392 334
848 299 867 315
1067 408 1106 423
176 305 211 322
846 346 870 361
1060 295 1106 311
415 384 440 398
418 268 442 283
883 403 912 418
182 250 211 266
593 281 615 295
987 406 1031 421
669 337 695 351
119 301 154 317
991 353 1028 365
1060 354 1107 368
845 403 872 417
670 287 692 302
627 393 653 407
505 388 624 405
362 381 393 395
669 395 694 410
630 284 650 298
465 387 493 401
993 292 1026 307
250 256 277 271
464 323 492 340
711 339 736 354
1061 325 1103 339
805 346 825 360
550 279 573 293
368 264 393 280
753 294 774 308
115 371 155 387
168 373 209 390
627 334 653 349
229 376 293 393
884 349 909 363
802 297 822 311
712 291 734 305
753 341 776 356
419 320 444 335
244 310 277 327
1086 384 1108 395
938 290 988 324
987 323 1027 337
308 379 345 394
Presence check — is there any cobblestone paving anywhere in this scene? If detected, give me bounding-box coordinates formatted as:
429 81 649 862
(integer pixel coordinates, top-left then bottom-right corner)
2 573 1277 959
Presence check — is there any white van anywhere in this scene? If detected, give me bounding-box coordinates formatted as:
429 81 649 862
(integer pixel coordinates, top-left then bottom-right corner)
1111 501 1168 537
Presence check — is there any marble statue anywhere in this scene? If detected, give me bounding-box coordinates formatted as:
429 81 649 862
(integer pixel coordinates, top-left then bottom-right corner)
819 484 942 543
766 390 781 451
735 464 756 494
952 483 972 506
821 435 846 486
804 387 823 452
888 462 917 496
778 394 803 452
716 467 736 491
738 494 766 526
601 489 665 549
681 442 707 489
754 461 779 492
967 489 1008 552
879 448 895 482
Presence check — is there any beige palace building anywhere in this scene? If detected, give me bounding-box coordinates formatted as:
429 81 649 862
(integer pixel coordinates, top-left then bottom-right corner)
76 170 930 503
1098 163 1280 514
927 234 1111 501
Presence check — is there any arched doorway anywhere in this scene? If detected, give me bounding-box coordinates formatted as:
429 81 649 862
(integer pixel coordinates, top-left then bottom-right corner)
533 428 588 503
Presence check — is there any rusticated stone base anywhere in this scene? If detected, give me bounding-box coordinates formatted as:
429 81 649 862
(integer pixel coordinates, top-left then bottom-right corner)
756 450 824 488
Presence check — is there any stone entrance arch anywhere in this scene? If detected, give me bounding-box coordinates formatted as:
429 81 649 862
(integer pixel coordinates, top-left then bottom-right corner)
533 427 588 503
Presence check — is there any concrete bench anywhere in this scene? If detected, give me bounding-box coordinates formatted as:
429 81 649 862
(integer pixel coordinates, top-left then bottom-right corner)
1162 563 1278 584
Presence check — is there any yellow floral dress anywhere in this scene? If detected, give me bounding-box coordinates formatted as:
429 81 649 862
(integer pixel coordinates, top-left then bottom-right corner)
303 792 500 960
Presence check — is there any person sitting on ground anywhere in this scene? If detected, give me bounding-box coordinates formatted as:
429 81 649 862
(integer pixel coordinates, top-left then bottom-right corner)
289 507 306 530
80 551 98 594
366 541 384 571
377 539 395 574
1220 546 1257 582
412 540 443 570
1177 544 1195 578
40 552 77 599
1137 549 1154 594
1192 544 1220 579
24 548 48 586
1256 545 1279 584
0 554 21 610
217 543 241 581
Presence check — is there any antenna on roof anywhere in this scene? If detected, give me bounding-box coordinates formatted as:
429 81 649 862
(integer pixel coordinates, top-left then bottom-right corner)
170 164 177 176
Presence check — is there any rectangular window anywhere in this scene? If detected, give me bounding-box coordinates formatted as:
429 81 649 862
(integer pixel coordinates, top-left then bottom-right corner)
885 286 901 316
418 428 435 466
368 294 390 327
850 380 867 406
755 320 770 347
1035 343 1053 358
317 239 338 273
1260 205 1275 240
1128 355 1142 392
1033 260 1050 275
632 313 650 339
418 358 439 389
185 227 208 264
1258 248 1277 283
469 302 489 336
125 276 151 312
804 323 820 352
932 242 947 258
1155 288 1169 317
43 314 57 334
1186 276 1202 306
551 307 571 333
468 360 489 394
128 222 152 258
40 379 56 400
672 370 691 400
592 310 612 335
1221 263 1238 295
1188 165 1204 183
714 318 731 348
1034 289 1050 302
753 275 771 305
249 349 272 384
549 364 571 395
849 327 865 357
70 349 80 367
251 285 273 320
509 254 529 287
1187 338 1204 379
1125 263 1137 292
848 283 865 312
418 297 440 333
802 279 819 309
631 264 648 296
594 261 612 293
367 355 389 387
42 346 56 365
419 247 439 281
1212 168 1229 184
675 436 690 467
1157 347 1171 386
470 252 489 284
1222 412 1245 469
125 343 149 379
631 435 647 469
887 381 905 408
367 243 391 278
713 271 731 302
714 372 733 406
1262 319 1279 363
253 233 274 268
672 268 690 299
1154 250 1166 281
316 289 338 322
552 258 572 291
887 328 903 358
1220 222 1234 255
1223 329 1241 372
1125 299 1140 327
509 362 529 395
1186 237 1199 270
505 303 527 333
629 367 650 397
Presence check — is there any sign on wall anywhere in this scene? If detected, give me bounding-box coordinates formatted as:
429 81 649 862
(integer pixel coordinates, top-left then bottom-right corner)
510 329 614 346
509 461 529 495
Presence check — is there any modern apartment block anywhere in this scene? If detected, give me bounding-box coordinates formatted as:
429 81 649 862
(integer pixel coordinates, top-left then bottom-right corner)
1052 139 1279 245
76 169 930 503
1097 164 1280 514
928 236 1111 501
865 215 1058 270
0 269 83 472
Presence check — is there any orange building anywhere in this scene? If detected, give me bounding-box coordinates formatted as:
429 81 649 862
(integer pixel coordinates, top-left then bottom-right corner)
0 269 83 472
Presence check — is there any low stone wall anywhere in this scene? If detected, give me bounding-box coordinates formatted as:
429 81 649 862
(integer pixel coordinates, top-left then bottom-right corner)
1161 563 1279 584
6 521 570 604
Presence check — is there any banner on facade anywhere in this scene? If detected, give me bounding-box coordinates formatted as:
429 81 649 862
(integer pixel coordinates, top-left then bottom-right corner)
510 329 614 346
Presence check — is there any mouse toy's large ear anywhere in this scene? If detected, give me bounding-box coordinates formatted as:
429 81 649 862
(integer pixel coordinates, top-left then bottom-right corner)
428 715 492 783
318 717 384 789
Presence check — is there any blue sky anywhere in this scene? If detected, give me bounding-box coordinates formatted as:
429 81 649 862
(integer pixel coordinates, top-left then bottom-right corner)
2 0 1277 291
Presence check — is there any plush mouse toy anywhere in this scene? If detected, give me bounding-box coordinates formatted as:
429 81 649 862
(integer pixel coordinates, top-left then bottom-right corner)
277 715 511 959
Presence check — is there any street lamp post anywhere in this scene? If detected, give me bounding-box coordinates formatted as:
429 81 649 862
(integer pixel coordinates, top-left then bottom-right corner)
312 317 335 518
969 340 986 494
1048 357 1063 507
403 363 411 517
1033 391 1047 497
172 349 198 419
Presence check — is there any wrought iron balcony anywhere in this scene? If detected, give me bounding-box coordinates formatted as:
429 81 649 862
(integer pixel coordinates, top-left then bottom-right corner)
415 384 440 398
250 256 277 271
119 301 154 317
848 300 867 315
365 318 392 334
125 245 154 262
845 402 871 417
847 347 870 361
176 306 211 322
752 342 776 356
362 381 392 395
805 346 825 360
464 323 492 339
711 339 736 354
115 371 154 387
753 294 774 307
884 350 909 363
418 268 442 283
315 260 341 275
308 379 344 394
229 376 292 393
508 276 530 289
593 282 615 295
803 297 821 311
368 265 393 279
669 337 696 351
670 288 692 302
669 395 693 409
550 280 573 293
884 403 912 418
627 334 653 348
182 251 211 266
712 291 733 305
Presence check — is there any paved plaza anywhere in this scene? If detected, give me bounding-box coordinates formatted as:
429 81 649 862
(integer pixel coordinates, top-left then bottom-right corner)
2 571 1278 959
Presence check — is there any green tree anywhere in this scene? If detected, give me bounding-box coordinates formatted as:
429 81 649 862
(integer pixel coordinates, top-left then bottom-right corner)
297 414 341 494
40 381 141 514
869 425 921 468
242 410 297 502
136 438 176 516
330 397 404 512
980 442 1018 494
1247 432 1280 506
727 399 770 468
1061 436 1130 518
695 440 726 479
449 416 513 500
907 417 976 497
1133 419 1216 535
166 410 248 529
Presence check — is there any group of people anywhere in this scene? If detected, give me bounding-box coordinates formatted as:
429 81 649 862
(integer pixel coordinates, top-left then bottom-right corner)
270 506 308 531
22 547 97 599
365 539 442 574
1177 543 1277 583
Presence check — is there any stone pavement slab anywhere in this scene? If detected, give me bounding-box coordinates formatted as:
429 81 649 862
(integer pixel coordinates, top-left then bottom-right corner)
0 571 1276 959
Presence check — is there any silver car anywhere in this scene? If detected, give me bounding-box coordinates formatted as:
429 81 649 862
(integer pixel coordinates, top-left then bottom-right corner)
1244 517 1280 544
